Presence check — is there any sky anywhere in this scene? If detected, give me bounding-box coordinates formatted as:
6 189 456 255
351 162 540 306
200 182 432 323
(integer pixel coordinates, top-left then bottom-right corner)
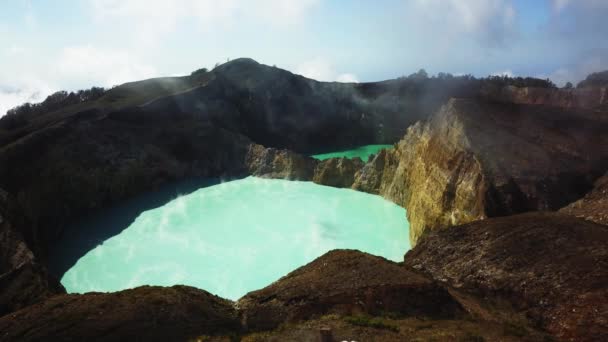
1 0 608 116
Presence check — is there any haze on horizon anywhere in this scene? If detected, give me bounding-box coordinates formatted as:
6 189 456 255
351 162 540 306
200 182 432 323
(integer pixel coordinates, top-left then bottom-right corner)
1 0 607 116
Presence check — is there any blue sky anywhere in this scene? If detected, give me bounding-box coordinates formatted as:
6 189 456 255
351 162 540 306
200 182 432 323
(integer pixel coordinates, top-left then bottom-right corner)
1 0 608 115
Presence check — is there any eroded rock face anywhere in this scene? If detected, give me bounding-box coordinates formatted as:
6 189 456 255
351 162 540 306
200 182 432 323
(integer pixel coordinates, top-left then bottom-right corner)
0 189 34 272
246 143 366 189
403 213 608 342
0 286 240 342
486 85 608 109
237 249 464 331
355 98 608 245
312 157 364 188
0 262 64 318
560 171 608 225
0 189 64 316
245 144 316 180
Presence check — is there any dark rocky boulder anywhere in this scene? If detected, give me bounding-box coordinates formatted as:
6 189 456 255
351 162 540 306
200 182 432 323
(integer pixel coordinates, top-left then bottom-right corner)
403 212 608 341
237 249 465 331
0 285 240 342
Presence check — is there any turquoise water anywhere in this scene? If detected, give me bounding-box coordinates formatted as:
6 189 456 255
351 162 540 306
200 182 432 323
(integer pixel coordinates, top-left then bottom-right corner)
312 144 393 161
61 177 409 300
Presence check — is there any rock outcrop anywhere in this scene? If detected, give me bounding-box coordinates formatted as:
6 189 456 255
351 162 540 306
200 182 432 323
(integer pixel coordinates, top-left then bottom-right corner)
0 189 34 272
312 157 364 188
0 285 240 341
246 143 366 189
354 98 608 245
560 171 608 225
485 85 608 109
0 262 64 318
237 250 464 331
245 144 316 180
403 212 608 341
0 189 64 316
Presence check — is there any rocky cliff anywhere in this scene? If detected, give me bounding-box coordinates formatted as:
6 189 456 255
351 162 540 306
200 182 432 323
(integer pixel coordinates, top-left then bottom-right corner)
353 98 608 245
485 85 608 109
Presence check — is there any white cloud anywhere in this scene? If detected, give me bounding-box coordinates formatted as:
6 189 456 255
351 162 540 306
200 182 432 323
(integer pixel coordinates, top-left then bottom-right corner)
5 45 26 56
56 45 158 88
336 73 359 83
408 0 516 46
552 0 608 11
23 0 37 29
294 58 334 81
0 45 158 116
293 58 358 83
254 0 320 26
540 55 608 86
90 0 320 42
491 70 514 77
0 80 55 116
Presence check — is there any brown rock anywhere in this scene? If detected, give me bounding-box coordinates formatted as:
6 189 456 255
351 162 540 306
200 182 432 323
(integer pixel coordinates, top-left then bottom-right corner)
246 144 366 189
245 143 316 180
351 148 398 194
312 157 364 188
237 249 464 331
0 285 240 341
560 171 608 225
403 212 608 341
0 261 64 317
486 85 608 109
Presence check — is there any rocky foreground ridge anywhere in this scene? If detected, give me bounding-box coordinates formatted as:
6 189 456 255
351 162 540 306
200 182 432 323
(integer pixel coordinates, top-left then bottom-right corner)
0 59 607 340
1 215 605 341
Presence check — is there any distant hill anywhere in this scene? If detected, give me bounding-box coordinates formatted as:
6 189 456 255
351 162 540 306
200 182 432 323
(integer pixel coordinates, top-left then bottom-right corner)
577 70 608 88
0 58 562 153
